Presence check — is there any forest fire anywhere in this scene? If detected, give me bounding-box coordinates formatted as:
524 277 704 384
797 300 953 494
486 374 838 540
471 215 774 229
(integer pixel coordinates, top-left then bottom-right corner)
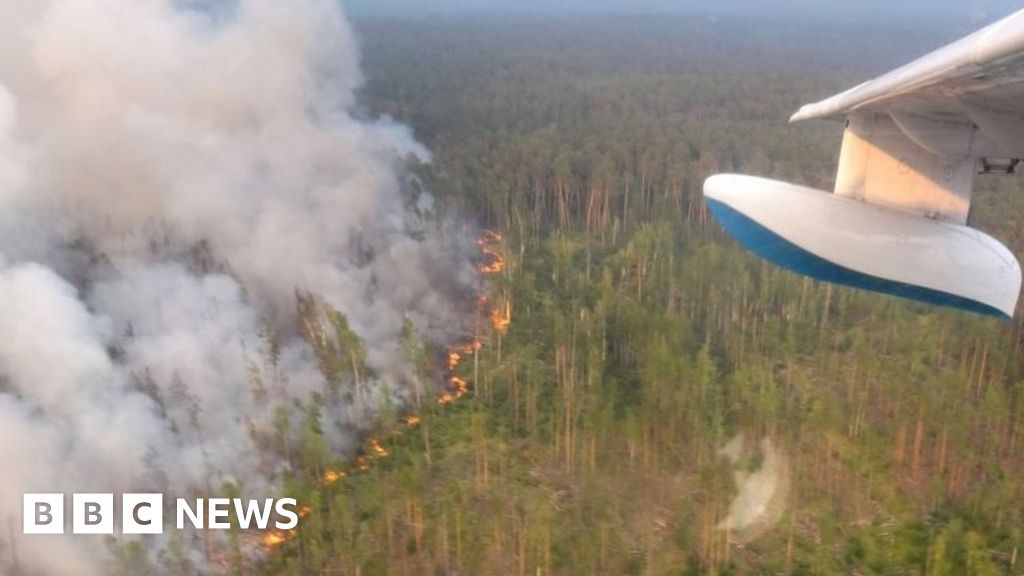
261 230 509 554
461 340 483 354
477 230 505 274
262 531 291 549
447 351 462 371
261 507 312 550
478 247 505 274
323 469 346 485
437 376 469 405
436 231 508 406
368 437 389 458
491 299 511 333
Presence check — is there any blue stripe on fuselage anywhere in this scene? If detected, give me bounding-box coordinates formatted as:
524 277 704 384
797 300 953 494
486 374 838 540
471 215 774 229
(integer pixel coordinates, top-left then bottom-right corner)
705 198 1008 319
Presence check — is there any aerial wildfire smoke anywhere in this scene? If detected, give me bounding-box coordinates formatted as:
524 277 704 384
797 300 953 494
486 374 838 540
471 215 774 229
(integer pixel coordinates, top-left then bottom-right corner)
717 435 790 542
0 0 479 573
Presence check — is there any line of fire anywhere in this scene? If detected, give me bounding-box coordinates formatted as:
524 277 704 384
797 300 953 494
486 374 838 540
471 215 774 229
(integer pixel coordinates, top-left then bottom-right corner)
260 230 509 551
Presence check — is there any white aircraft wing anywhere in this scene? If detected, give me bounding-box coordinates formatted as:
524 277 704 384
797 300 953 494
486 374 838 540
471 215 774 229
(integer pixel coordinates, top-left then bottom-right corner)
791 10 1024 129
704 9 1024 319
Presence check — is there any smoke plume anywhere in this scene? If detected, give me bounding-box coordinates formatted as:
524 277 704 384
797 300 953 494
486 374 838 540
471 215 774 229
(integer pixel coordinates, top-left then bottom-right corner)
0 0 477 573
717 434 790 542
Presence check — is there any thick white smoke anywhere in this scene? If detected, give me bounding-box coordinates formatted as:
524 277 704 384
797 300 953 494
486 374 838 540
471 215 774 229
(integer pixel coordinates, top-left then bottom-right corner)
0 1 477 573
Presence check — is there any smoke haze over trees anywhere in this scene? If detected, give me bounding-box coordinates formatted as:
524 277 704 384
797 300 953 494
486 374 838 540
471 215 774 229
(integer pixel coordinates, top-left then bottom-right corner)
0 0 478 573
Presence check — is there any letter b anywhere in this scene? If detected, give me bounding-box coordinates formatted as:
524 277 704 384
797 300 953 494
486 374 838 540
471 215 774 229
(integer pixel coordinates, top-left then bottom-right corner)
73 494 113 534
23 494 63 534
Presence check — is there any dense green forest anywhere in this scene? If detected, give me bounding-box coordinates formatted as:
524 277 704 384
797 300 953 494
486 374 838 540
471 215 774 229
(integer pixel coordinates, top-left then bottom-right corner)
251 14 1024 576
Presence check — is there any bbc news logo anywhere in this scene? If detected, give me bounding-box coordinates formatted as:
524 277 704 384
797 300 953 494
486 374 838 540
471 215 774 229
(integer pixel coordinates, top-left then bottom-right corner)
23 494 299 535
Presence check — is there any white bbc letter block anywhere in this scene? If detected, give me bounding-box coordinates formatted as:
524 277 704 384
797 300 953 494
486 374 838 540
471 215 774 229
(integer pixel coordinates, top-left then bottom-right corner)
122 494 163 535
24 494 64 534
73 493 114 534
207 498 231 530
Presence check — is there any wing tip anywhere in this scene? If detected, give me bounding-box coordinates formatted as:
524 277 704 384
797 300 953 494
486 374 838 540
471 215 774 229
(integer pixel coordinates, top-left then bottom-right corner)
789 105 821 123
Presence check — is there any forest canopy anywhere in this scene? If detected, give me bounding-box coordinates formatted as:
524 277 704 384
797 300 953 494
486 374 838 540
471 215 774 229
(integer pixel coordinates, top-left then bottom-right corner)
249 13 1024 576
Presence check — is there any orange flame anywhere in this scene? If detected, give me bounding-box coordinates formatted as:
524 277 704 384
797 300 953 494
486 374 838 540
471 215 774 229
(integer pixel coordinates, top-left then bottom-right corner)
447 351 462 371
261 508 313 550
368 437 389 458
323 469 346 485
478 247 505 274
446 341 482 375
477 229 505 274
491 300 511 334
437 376 470 405
450 377 468 395
263 229 510 555
263 530 294 549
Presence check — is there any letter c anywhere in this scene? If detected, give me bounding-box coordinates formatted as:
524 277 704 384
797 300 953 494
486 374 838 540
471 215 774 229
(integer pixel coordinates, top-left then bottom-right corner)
133 502 152 526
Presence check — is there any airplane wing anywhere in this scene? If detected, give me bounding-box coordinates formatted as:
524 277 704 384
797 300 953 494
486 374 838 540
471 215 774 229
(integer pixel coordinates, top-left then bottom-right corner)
704 9 1024 319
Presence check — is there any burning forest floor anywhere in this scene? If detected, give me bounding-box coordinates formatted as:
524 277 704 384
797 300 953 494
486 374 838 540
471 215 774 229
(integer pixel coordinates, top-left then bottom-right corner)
253 230 511 565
